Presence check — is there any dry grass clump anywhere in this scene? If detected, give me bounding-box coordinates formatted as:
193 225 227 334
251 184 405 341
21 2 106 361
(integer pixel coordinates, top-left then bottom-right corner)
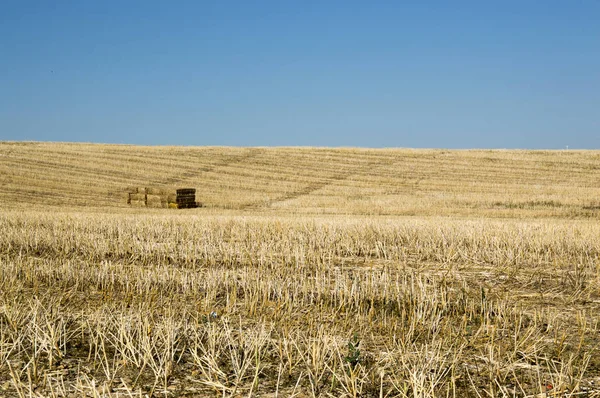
1 212 600 397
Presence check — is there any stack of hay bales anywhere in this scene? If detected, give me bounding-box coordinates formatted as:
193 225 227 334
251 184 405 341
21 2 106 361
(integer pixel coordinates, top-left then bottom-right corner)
146 187 168 208
126 187 200 209
128 187 149 207
175 188 198 209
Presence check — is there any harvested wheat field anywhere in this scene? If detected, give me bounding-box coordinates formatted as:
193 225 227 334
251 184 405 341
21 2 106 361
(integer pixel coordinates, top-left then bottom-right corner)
1 142 600 397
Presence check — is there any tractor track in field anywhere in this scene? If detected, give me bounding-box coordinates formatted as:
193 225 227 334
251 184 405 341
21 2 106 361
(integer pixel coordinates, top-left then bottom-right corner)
159 148 266 186
106 149 266 202
240 156 401 210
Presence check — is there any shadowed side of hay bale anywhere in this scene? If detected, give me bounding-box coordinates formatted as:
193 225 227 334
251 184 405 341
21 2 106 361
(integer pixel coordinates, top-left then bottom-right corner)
177 202 198 209
176 195 196 203
174 188 198 208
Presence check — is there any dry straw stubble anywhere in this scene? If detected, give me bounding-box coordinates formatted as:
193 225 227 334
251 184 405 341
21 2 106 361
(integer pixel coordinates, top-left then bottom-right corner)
1 143 600 396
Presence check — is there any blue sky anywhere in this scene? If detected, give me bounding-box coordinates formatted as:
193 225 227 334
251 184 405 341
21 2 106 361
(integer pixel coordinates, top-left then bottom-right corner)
1 1 599 148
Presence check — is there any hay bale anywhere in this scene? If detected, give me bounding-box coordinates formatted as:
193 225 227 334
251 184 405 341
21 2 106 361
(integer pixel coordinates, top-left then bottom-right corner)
147 201 167 208
129 193 146 201
177 188 196 203
167 194 177 202
130 200 146 207
147 187 167 195
176 193 196 200
136 187 147 194
146 194 163 203
168 203 178 209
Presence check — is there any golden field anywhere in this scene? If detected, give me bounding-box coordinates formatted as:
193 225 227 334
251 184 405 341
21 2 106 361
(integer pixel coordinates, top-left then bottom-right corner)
0 141 600 397
1 142 599 216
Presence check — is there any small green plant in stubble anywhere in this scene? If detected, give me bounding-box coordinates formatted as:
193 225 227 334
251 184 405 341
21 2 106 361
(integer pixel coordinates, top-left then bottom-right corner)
344 333 361 369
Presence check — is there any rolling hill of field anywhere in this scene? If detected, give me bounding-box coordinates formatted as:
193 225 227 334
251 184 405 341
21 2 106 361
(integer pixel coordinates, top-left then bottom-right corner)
0 141 599 217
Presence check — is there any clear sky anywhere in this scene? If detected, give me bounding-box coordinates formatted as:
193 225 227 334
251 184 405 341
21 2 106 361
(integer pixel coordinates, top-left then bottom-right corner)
1 1 599 148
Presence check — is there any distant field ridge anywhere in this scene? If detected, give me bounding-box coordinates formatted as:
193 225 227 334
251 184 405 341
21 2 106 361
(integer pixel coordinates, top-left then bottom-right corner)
1 142 599 217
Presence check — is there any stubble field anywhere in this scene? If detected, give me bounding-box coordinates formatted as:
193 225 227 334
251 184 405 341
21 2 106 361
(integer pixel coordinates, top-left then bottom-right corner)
0 142 599 397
